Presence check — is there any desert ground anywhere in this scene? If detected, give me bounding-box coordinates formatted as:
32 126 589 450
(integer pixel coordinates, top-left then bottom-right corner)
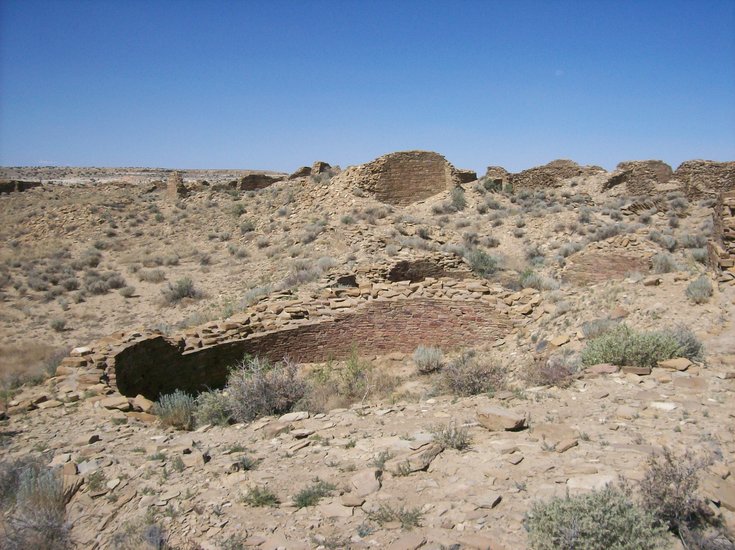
0 153 734 549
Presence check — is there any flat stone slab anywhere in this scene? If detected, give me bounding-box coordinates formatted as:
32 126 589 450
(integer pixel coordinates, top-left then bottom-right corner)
477 406 528 432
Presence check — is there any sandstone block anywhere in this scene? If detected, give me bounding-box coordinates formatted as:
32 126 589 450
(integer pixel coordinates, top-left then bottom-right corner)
477 406 528 432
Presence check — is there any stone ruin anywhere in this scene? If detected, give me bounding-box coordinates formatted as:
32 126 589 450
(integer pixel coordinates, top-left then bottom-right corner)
602 160 674 195
710 190 735 284
237 173 283 191
334 150 462 206
483 160 603 191
0 179 42 194
165 171 186 201
675 160 735 199
53 275 530 400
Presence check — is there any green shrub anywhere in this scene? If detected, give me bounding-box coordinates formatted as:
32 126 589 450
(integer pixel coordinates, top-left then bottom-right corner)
441 351 506 396
665 325 704 361
226 357 306 423
119 285 135 298
161 277 202 304
413 346 444 374
369 504 423 529
581 324 701 369
49 318 66 332
242 485 279 507
466 249 498 278
193 390 232 427
685 276 713 304
450 187 466 211
690 248 708 264
525 485 666 550
153 390 195 430
293 479 335 508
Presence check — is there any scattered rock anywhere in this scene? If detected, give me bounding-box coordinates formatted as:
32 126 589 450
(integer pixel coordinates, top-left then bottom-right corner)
476 406 528 432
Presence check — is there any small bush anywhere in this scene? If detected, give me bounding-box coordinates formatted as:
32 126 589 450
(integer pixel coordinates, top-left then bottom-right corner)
680 233 707 249
226 357 306 423
466 249 498 278
525 351 579 388
581 318 619 339
49 318 66 332
240 219 255 234
450 187 466 211
665 325 704 361
640 448 711 535
431 421 471 450
119 285 136 298
650 230 677 252
293 479 335 508
652 253 676 273
370 504 423 529
2 463 71 550
686 276 713 304
242 485 279 507
441 351 506 396
524 485 666 550
153 390 195 430
691 248 708 264
193 390 232 427
413 346 444 374
138 269 166 283
161 277 203 305
581 324 699 369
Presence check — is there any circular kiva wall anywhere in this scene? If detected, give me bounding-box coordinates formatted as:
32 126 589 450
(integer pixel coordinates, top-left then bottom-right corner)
113 298 514 399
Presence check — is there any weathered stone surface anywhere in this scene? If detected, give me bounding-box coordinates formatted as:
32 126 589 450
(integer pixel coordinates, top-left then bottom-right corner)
477 406 527 432
385 443 443 474
350 468 381 496
99 395 130 411
602 160 673 195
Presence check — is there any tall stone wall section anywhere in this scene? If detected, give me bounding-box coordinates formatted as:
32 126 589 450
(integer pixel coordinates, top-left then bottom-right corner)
675 160 735 199
335 151 460 206
111 298 514 398
709 190 735 284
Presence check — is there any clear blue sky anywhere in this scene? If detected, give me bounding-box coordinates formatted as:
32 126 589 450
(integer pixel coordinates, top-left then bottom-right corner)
1 0 733 173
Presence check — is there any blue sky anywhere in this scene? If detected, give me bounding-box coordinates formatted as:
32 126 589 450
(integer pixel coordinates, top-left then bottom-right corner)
1 0 733 173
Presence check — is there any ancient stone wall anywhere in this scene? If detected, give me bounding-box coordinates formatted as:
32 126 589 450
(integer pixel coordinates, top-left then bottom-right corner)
0 180 42 194
166 171 185 201
602 160 673 195
674 160 735 199
508 160 592 190
238 174 283 191
709 190 735 283
112 298 514 398
335 151 460 206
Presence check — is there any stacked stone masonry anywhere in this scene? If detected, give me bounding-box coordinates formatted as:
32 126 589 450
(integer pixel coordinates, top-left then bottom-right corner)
710 190 735 284
55 276 542 400
334 151 460 206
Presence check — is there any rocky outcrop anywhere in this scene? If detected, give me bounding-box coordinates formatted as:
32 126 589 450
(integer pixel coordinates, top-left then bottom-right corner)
674 160 735 198
456 168 478 183
602 160 673 195
334 151 461 206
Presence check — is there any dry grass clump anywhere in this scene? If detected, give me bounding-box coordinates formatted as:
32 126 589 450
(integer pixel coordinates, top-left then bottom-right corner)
137 268 166 283
652 252 677 273
431 420 471 450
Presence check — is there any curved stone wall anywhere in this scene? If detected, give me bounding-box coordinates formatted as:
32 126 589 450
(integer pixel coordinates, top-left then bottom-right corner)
113 298 515 399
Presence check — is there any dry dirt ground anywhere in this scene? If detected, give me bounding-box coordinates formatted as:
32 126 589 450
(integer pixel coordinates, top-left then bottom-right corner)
0 164 734 549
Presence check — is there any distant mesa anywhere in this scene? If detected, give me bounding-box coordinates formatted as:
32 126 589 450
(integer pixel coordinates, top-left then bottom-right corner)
334 150 463 206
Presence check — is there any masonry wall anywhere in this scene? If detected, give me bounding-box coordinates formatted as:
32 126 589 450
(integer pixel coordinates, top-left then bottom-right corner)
113 298 514 399
371 152 455 206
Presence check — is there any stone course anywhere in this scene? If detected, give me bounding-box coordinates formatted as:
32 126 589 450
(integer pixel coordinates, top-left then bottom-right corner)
710 190 735 284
